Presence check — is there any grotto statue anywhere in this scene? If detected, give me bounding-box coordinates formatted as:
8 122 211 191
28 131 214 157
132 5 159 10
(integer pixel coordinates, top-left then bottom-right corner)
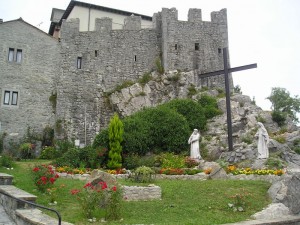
255 122 270 159
188 129 201 160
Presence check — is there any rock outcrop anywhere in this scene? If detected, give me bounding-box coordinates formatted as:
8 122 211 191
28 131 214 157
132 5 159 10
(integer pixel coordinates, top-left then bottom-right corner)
109 70 300 166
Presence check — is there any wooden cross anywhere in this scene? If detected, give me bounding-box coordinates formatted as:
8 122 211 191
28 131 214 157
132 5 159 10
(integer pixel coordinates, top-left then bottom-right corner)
199 47 257 152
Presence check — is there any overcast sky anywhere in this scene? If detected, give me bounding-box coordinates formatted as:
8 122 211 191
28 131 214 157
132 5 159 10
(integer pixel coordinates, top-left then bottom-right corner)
1 0 299 117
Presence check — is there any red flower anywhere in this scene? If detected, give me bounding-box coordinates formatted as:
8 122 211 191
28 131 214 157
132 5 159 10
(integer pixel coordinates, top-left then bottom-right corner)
55 174 59 179
33 167 40 172
83 182 92 188
70 189 80 195
49 177 56 184
112 186 117 192
101 182 107 190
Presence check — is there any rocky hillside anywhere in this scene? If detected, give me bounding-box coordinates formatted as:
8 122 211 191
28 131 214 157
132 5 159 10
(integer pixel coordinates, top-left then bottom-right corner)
109 70 300 168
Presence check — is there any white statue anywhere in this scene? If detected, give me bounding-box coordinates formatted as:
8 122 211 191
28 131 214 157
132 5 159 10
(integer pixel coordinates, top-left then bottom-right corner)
255 122 269 159
188 129 201 160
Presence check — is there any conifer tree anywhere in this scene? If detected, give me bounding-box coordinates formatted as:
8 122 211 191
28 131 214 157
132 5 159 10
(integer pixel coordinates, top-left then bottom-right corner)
108 113 124 169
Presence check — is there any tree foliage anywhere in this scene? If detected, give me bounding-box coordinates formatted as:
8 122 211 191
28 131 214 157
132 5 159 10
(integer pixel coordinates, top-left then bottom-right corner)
108 113 124 169
267 87 300 124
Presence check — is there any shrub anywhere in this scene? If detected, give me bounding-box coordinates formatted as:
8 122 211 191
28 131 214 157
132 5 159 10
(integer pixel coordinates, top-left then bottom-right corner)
163 99 207 131
184 157 199 168
157 152 185 169
187 85 197 98
71 182 122 220
39 146 60 159
138 72 152 86
122 116 152 155
241 134 253 145
126 106 190 154
0 154 14 168
108 113 124 169
54 147 81 167
271 111 286 126
132 166 155 183
198 95 222 119
55 139 74 154
31 165 59 192
93 128 109 150
266 157 285 169
123 154 141 170
19 143 35 159
273 135 286 144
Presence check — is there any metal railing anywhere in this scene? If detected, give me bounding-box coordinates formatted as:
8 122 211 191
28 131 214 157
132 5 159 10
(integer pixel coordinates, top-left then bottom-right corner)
0 191 61 225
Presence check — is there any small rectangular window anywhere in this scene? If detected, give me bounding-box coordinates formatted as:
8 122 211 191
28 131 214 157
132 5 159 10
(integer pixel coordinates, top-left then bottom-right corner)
218 48 222 54
95 50 98 57
11 92 18 105
8 48 14 62
2 90 19 106
134 55 137 62
3 91 10 105
16 49 22 63
175 44 178 50
195 43 199 51
77 57 82 69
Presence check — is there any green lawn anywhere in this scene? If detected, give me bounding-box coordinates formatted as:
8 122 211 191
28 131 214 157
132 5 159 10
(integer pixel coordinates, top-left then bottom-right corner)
0 161 272 225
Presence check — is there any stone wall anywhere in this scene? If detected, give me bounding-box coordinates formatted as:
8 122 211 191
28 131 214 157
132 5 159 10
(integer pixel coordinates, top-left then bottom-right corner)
0 19 59 149
1 7 232 147
123 185 161 201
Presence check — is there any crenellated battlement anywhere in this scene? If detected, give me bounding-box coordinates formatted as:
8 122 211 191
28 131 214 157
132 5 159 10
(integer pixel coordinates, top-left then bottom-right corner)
57 6 230 145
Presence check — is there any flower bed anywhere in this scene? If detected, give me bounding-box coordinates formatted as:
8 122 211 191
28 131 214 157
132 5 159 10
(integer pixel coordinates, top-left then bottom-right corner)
226 165 285 176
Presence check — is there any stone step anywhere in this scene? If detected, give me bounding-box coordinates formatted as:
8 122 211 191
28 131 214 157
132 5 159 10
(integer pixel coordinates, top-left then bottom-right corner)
0 173 14 185
16 209 73 225
0 185 37 222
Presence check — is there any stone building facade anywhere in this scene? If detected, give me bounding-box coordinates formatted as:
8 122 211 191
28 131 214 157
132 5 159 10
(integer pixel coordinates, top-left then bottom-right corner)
0 18 59 150
0 3 231 149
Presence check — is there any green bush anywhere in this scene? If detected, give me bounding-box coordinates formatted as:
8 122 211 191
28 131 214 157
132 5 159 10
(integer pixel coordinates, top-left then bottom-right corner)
55 140 75 154
39 146 60 159
123 154 141 170
266 157 285 169
0 154 14 168
271 111 286 126
19 143 35 159
198 95 222 119
93 128 109 149
163 99 207 131
108 113 124 169
187 85 197 98
138 107 190 153
123 154 156 169
54 147 81 167
122 116 152 155
157 152 186 169
294 146 300 154
132 166 155 183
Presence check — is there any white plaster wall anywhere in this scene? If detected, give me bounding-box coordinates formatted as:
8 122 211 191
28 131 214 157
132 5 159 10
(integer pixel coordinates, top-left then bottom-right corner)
67 5 153 31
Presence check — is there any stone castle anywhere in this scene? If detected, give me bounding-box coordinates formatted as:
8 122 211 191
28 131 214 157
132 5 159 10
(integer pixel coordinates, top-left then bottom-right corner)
0 0 231 149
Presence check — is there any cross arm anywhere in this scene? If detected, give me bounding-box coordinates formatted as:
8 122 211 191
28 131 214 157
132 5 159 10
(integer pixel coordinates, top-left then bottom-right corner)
199 63 257 78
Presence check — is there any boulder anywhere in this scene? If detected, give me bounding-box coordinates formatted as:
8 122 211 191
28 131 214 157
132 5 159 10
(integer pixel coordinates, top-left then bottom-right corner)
89 170 117 187
251 203 291 220
268 174 300 214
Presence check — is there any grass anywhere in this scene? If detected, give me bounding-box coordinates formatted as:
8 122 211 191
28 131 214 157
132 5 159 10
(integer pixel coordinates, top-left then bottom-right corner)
0 160 272 225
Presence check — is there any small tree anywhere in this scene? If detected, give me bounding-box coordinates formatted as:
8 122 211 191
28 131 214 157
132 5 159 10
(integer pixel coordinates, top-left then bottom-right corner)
108 113 124 169
266 87 300 124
